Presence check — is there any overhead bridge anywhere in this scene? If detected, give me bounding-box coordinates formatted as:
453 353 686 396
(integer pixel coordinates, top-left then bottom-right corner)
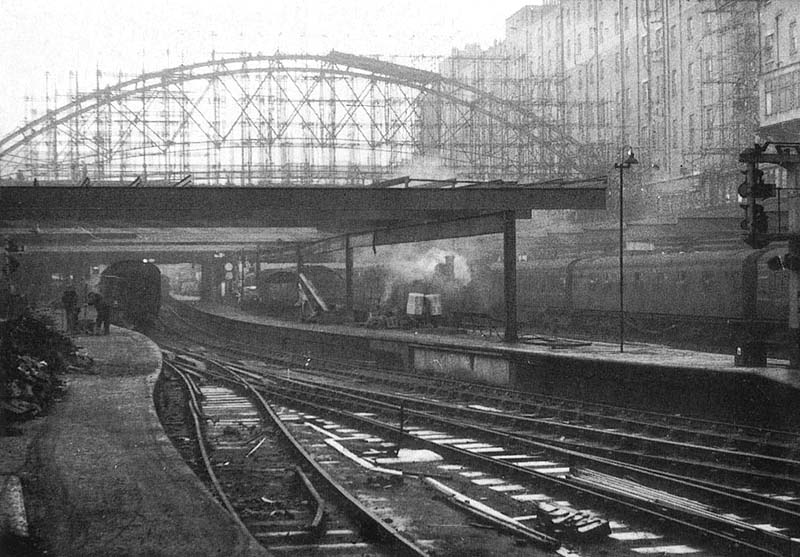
0 184 605 231
1 182 606 341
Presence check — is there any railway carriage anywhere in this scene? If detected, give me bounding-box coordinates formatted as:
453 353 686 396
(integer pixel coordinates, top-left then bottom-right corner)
507 247 791 339
100 260 161 331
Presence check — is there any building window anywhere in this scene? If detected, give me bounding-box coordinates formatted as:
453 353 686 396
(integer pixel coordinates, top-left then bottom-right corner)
687 17 693 41
615 52 620 73
790 21 797 55
577 34 582 55
704 55 713 80
704 12 713 34
624 6 630 29
765 33 775 63
670 24 676 45
671 69 677 97
566 39 571 59
625 46 631 67
615 11 619 34
672 118 678 149
705 107 714 141
688 113 696 148
687 62 694 90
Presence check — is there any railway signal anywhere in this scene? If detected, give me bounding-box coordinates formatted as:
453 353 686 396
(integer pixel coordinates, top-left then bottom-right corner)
738 161 774 249
766 253 800 272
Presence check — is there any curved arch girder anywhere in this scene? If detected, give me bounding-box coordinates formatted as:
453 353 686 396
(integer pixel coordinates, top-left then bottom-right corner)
0 51 602 183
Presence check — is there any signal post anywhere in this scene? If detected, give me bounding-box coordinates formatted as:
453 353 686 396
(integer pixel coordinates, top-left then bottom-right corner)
739 143 800 368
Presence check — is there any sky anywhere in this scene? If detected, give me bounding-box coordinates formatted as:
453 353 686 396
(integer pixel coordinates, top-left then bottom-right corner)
0 0 533 135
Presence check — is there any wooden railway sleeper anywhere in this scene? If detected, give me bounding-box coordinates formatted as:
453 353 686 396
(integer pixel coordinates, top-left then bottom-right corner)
198 352 800 556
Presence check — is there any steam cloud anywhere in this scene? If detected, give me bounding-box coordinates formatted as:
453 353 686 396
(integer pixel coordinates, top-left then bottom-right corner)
378 246 471 305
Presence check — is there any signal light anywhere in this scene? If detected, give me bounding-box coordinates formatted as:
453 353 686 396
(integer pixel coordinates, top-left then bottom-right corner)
767 256 783 271
765 253 800 271
738 162 775 249
785 253 800 271
752 204 768 234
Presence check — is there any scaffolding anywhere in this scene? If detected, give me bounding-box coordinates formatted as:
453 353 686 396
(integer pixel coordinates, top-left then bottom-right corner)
696 0 760 210
0 51 601 186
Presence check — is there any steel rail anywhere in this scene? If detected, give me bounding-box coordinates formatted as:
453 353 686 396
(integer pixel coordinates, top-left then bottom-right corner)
255 374 791 557
164 361 252 533
166 341 797 556
176 357 429 557
272 370 800 514
244 366 800 485
161 305 800 446
162 335 800 514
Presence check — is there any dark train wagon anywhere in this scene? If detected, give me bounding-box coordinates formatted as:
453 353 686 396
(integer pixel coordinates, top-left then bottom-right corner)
100 260 161 331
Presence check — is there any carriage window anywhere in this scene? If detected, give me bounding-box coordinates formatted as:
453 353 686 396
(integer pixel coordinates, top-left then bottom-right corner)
634 271 641 282
678 271 687 282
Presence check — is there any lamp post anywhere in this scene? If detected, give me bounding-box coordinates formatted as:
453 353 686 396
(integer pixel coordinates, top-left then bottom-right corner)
614 146 638 353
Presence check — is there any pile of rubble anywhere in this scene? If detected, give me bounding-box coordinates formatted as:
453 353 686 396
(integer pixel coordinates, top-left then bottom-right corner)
0 312 84 425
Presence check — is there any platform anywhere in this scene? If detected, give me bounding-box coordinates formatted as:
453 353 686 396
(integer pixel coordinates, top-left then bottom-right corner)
177 301 800 432
1 326 270 557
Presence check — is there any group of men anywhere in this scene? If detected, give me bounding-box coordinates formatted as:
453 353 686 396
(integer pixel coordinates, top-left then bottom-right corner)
61 286 111 335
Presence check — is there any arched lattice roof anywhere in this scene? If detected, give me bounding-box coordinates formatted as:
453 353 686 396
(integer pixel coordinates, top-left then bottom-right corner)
0 51 602 185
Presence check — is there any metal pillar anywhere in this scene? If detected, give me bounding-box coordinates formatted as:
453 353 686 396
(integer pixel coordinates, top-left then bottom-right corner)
618 162 625 354
198 257 217 302
239 250 245 307
345 234 353 319
614 147 637 353
503 210 517 343
789 165 800 368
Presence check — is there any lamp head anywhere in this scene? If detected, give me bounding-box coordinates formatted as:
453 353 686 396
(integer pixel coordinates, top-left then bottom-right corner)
622 146 638 166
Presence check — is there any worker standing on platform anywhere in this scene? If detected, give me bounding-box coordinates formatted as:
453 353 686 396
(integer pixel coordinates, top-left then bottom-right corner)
88 292 111 335
61 285 79 333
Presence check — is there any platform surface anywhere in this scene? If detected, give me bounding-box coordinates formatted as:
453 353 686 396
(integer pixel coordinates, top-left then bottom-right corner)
193 301 800 392
5 326 270 557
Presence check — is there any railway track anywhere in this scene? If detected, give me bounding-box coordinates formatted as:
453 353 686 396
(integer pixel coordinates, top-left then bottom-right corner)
158 347 580 557
159 335 797 556
157 356 422 556
254 366 800 556
159 307 800 489
155 309 800 555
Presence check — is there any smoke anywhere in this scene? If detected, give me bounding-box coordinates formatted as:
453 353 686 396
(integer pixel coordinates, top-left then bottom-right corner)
378 245 471 304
